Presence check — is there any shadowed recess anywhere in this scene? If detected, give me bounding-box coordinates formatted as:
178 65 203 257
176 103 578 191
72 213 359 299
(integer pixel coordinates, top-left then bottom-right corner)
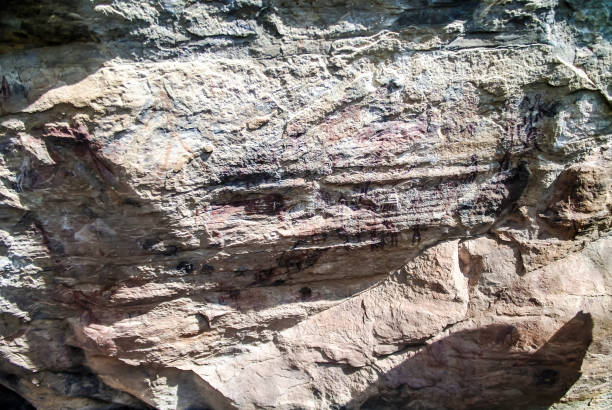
355 312 593 409
0 384 35 410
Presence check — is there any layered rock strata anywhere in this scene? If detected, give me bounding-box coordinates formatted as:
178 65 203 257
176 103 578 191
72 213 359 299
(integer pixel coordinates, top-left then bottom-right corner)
0 0 610 409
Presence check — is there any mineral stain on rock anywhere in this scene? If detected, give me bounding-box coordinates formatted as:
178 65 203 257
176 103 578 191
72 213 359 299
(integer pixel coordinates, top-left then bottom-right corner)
1 76 11 100
0 0 610 409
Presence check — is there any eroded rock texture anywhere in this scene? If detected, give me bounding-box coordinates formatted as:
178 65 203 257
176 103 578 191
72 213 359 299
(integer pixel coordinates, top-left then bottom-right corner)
0 0 611 409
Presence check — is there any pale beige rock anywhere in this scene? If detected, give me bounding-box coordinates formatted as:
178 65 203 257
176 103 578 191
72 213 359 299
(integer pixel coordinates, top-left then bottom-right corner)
0 0 610 409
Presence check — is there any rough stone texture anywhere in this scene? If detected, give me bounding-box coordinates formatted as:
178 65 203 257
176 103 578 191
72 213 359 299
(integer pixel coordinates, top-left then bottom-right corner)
0 0 610 409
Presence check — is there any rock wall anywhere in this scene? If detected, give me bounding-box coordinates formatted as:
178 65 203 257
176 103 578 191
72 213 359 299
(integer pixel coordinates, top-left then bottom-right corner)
0 1 610 409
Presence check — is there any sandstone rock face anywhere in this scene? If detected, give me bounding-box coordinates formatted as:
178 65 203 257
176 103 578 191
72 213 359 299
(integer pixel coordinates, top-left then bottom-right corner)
0 1 611 409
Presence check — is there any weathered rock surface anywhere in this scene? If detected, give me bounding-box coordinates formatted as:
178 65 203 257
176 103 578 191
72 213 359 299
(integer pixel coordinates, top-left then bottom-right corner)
0 0 610 409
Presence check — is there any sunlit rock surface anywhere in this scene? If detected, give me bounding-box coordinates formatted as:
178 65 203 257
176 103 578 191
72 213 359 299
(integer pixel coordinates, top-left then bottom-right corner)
0 1 610 409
